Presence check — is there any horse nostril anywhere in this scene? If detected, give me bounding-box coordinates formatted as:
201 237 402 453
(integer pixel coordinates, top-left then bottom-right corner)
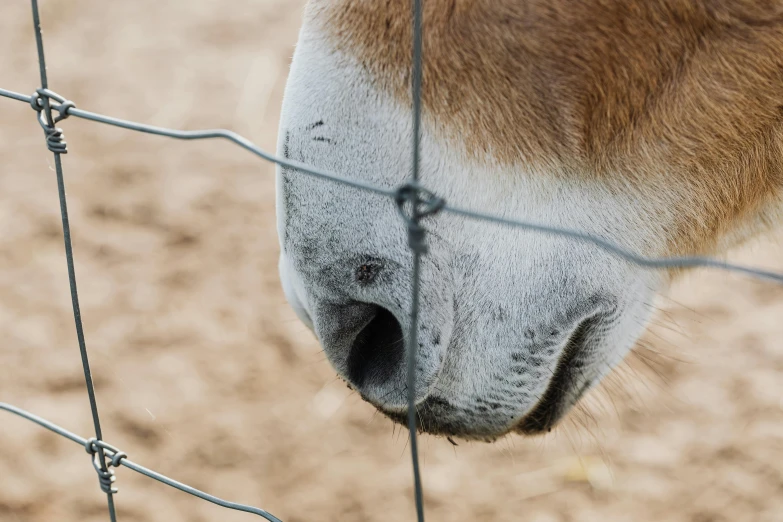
346 305 405 390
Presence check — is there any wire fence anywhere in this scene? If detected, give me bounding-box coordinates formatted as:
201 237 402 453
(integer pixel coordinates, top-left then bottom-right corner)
3 0 783 521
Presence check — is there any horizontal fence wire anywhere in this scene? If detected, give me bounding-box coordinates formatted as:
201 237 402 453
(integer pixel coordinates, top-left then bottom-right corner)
4 1 783 521
0 403 283 522
2 86 783 285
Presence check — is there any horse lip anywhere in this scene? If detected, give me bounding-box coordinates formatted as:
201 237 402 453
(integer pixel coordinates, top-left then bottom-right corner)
516 314 599 434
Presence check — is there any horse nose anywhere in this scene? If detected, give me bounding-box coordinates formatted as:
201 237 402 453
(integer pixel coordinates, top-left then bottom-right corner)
315 301 421 410
346 304 405 391
279 253 448 410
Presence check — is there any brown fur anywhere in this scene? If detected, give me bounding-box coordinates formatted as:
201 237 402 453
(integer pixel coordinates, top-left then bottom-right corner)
306 0 783 255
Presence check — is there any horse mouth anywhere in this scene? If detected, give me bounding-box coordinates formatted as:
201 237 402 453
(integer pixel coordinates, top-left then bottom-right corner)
516 316 599 434
368 315 602 439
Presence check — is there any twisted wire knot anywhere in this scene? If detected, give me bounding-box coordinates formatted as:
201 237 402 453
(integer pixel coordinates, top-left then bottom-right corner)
394 183 445 254
30 88 75 154
84 438 127 495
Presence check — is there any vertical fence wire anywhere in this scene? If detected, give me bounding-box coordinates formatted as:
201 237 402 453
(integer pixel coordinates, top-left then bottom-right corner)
406 0 427 521
29 0 118 520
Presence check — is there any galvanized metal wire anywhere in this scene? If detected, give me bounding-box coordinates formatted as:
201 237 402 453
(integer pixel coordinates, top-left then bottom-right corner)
406 1 427 520
3 1 783 521
30 0 117 519
3 85 781 285
0 403 283 522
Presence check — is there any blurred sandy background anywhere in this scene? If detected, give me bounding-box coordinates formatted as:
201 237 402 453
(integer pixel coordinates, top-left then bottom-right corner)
1 1 783 521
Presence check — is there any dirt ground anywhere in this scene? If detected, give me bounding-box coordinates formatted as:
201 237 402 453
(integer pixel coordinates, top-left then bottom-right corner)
2 1 783 521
